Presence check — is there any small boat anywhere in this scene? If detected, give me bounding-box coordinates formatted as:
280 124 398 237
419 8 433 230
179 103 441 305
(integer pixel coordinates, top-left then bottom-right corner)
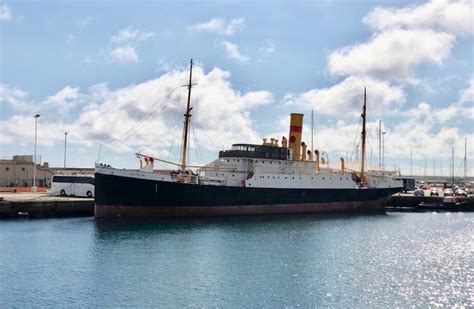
418 196 466 210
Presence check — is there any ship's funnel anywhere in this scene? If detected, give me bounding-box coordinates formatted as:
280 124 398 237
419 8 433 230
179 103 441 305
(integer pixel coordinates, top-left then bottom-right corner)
288 113 304 160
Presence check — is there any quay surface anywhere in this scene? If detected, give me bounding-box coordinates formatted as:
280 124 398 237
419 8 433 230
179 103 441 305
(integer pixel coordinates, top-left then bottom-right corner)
0 192 94 219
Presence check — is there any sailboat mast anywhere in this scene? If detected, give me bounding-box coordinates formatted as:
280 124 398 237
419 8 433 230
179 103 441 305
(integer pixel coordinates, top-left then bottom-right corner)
311 110 314 155
181 59 194 174
360 87 367 184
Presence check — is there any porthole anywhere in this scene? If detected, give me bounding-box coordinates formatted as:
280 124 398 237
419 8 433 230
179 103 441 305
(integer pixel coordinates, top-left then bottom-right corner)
285 177 287 179
5 167 9 171
323 177 325 180
292 177 295 180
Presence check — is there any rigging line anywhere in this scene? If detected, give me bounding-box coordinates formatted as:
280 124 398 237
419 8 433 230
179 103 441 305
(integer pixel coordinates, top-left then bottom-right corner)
98 86 182 161
192 121 205 162
350 116 362 161
145 107 185 148
111 86 181 144
104 85 181 151
192 119 220 149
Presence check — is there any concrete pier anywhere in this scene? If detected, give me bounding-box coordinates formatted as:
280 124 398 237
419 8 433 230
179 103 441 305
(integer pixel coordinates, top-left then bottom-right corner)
387 194 474 212
0 193 94 218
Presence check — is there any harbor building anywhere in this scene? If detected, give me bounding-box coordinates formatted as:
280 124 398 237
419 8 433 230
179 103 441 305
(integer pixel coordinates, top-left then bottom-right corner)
0 155 93 188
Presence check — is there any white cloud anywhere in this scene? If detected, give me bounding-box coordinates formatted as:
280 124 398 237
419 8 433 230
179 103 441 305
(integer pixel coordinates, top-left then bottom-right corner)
111 28 154 44
109 46 139 63
0 66 273 158
328 29 455 79
222 41 249 63
286 75 405 117
0 84 29 111
187 17 245 36
0 3 12 22
101 28 154 64
363 0 474 36
257 41 275 62
42 86 85 114
458 78 474 106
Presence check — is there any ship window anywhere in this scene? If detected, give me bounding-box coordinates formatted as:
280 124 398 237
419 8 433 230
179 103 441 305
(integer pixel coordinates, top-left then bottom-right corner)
292 177 294 180
222 174 224 176
270 162 272 164
340 178 342 180
232 174 235 177
267 176 270 179
299 177 301 180
227 159 229 162
323 177 325 180
273 176 275 179
311 177 313 180
237 159 240 162
285 177 287 179
262 161 265 163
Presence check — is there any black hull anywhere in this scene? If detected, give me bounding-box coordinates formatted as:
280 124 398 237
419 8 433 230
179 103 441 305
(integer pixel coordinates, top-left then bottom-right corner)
95 173 401 218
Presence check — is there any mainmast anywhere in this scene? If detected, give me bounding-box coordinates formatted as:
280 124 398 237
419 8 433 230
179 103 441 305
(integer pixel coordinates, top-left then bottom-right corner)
360 87 367 185
180 59 195 174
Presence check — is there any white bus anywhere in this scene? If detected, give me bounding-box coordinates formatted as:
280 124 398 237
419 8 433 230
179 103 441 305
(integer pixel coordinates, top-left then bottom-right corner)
51 175 95 198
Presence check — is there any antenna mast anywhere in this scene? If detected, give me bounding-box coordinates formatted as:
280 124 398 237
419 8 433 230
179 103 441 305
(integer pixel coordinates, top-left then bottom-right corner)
181 59 195 175
360 87 367 185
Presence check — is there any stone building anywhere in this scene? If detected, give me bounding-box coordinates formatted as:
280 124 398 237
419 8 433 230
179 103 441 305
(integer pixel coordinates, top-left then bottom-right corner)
0 155 93 187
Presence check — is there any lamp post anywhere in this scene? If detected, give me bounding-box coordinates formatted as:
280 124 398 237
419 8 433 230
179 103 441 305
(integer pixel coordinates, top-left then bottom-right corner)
64 132 68 168
33 114 40 192
382 131 386 171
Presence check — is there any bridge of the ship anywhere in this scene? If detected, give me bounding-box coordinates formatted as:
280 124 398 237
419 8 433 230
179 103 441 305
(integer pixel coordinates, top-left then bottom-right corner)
219 144 289 160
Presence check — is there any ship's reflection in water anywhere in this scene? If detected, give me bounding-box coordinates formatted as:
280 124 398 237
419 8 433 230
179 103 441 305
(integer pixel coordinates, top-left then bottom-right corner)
0 213 471 307
89 213 472 307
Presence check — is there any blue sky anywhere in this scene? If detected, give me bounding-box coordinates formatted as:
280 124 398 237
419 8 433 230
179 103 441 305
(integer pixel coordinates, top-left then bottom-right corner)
1 0 473 176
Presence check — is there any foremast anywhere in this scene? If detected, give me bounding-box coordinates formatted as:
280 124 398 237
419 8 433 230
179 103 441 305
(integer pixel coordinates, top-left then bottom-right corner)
180 59 195 174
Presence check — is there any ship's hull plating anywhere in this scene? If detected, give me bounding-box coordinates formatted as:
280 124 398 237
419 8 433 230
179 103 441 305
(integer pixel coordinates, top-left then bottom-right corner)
94 173 401 218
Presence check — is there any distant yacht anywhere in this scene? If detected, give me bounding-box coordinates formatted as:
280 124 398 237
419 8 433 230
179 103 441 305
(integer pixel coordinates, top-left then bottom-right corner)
95 60 403 218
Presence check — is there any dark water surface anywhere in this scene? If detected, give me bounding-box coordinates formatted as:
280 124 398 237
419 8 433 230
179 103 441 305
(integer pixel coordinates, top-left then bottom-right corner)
1 213 472 307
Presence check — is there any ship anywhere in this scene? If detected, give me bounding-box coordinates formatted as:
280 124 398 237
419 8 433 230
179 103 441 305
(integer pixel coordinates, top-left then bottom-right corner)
95 59 403 218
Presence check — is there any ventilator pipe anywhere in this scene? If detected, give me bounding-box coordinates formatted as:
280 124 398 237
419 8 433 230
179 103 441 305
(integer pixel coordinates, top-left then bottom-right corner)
340 157 345 175
282 136 288 148
315 150 320 173
301 142 307 161
262 138 267 145
307 150 312 161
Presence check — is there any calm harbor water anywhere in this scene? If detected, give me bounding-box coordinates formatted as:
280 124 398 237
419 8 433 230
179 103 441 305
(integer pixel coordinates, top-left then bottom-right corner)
1 213 472 307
